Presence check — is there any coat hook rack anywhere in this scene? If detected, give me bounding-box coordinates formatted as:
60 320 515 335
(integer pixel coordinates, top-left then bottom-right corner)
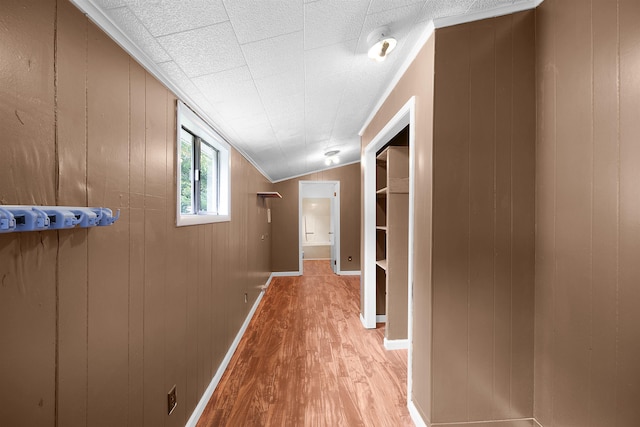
0 205 120 234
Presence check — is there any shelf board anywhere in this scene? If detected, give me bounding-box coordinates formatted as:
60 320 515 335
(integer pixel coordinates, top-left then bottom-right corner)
376 149 388 162
376 259 388 270
376 225 387 231
376 187 387 195
257 192 282 198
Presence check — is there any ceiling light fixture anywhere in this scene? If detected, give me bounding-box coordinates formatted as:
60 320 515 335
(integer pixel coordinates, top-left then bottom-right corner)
367 26 397 62
324 150 340 166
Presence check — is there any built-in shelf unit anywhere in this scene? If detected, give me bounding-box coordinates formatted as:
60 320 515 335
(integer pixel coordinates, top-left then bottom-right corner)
375 144 409 342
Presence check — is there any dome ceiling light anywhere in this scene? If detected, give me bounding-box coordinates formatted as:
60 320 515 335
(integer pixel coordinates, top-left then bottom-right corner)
324 150 341 166
367 26 397 62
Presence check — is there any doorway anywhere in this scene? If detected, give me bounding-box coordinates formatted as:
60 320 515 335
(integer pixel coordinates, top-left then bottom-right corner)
298 181 340 275
362 97 416 412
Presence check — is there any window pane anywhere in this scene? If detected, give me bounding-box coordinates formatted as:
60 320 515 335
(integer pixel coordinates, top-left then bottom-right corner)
199 140 218 214
180 129 194 214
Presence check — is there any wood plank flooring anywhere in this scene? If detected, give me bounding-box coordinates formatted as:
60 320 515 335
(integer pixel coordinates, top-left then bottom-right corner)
197 260 413 427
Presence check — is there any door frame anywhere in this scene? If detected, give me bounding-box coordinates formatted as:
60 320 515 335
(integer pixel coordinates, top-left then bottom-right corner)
298 181 341 275
362 96 416 405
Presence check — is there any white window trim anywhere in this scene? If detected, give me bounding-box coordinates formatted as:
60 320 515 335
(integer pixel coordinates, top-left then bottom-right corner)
176 101 231 226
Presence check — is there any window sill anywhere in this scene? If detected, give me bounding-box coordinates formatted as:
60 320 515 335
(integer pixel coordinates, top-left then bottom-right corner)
177 213 230 226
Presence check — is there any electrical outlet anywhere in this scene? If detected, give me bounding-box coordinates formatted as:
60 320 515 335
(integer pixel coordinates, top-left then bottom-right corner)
244 293 248 303
167 385 177 415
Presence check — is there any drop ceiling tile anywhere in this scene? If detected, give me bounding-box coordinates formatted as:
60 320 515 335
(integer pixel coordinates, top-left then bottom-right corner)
269 108 304 128
228 111 271 130
304 39 357 80
223 0 303 44
192 66 254 104
304 0 370 50
367 0 427 15
128 0 228 37
262 93 305 118
275 128 305 146
157 21 245 78
419 0 475 22
306 71 348 97
255 69 304 102
241 31 303 79
106 7 171 63
214 92 264 122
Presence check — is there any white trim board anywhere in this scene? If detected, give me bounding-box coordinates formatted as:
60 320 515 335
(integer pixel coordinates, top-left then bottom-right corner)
185 274 271 427
360 313 368 328
358 0 544 137
338 270 361 276
431 418 538 426
384 338 409 350
375 315 387 323
408 400 429 427
271 271 301 277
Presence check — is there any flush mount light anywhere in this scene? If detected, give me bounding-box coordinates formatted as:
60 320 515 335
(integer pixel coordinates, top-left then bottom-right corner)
367 26 397 62
324 150 340 166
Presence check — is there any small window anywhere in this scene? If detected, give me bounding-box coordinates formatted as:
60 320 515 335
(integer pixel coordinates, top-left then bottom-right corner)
176 101 230 226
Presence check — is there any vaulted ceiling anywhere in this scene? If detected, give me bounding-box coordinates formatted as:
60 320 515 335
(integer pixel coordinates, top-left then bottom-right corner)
74 0 534 181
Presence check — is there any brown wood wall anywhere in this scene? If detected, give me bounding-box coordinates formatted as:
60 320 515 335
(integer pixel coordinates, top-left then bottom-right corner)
432 12 536 423
535 0 640 425
0 1 272 426
361 11 535 426
271 163 361 272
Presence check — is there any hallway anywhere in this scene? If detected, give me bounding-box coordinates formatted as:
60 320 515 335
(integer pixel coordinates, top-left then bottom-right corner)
197 260 413 426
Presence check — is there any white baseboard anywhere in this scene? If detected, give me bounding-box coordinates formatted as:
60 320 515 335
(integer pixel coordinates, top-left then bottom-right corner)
384 338 409 350
272 271 301 277
408 399 429 427
338 270 361 276
431 418 538 426
376 315 387 323
185 276 270 426
360 313 372 328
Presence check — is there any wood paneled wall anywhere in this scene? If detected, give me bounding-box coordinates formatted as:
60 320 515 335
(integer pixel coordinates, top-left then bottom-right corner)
432 12 536 423
0 1 272 426
271 163 361 273
361 11 535 426
535 0 640 425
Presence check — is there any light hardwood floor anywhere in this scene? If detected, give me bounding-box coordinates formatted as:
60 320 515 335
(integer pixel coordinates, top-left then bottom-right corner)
197 260 413 426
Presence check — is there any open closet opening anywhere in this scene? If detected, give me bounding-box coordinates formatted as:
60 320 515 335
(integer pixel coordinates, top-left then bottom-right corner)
375 126 410 349
362 96 416 411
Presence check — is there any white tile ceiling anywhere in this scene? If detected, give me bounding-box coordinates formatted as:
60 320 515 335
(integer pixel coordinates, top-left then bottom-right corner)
88 0 534 182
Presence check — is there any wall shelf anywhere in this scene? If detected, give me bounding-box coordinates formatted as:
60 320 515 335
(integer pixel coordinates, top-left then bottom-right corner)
0 205 120 234
257 192 282 199
376 259 388 270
